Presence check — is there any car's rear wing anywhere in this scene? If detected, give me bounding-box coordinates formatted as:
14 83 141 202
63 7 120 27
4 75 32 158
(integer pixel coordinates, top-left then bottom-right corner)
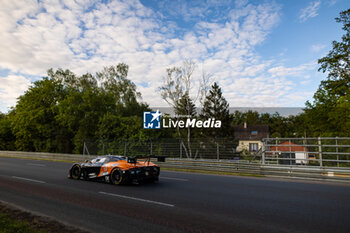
127 155 166 164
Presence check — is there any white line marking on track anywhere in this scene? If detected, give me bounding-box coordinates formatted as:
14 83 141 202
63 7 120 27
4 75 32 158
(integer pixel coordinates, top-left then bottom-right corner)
161 177 189 181
27 163 46 167
12 176 46 184
99 191 175 207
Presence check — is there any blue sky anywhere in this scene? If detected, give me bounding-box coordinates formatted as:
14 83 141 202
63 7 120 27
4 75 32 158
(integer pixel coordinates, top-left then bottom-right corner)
0 0 348 113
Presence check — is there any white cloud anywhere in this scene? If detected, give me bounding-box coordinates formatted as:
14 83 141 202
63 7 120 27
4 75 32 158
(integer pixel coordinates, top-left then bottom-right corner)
222 75 294 107
0 0 313 111
299 1 321 22
282 91 315 106
326 0 337 6
268 63 316 77
301 80 311 85
310 43 326 52
235 0 248 8
0 75 31 112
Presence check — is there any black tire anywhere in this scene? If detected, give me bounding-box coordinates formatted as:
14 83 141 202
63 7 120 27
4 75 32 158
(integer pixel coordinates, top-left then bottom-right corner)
70 165 81 180
82 169 89 181
110 168 123 185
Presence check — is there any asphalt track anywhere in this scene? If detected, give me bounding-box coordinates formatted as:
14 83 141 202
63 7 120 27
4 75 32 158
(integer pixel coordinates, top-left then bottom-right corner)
0 157 350 233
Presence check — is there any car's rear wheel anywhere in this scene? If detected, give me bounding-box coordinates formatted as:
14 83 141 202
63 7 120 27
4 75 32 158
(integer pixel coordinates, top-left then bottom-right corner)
110 168 123 185
70 165 81 180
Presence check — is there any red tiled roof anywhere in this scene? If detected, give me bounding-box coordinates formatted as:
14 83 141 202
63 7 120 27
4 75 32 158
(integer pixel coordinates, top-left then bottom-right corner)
270 141 308 152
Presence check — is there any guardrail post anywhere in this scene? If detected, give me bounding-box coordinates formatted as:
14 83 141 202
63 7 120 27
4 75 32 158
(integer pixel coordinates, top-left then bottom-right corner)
336 136 339 167
83 140 90 159
217 142 219 160
179 140 182 160
318 137 323 167
289 139 292 166
262 140 265 165
303 137 306 165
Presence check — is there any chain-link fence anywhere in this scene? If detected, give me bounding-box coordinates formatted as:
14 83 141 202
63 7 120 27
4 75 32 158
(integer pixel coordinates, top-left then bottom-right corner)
263 137 350 167
83 138 245 160
82 137 350 167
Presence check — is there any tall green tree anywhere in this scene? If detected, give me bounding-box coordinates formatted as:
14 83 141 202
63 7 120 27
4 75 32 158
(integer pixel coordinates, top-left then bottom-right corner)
97 64 140 103
201 82 231 138
175 92 196 116
51 65 148 153
0 112 16 150
96 63 148 116
10 78 70 152
159 61 210 158
305 9 350 136
173 92 197 157
8 63 149 154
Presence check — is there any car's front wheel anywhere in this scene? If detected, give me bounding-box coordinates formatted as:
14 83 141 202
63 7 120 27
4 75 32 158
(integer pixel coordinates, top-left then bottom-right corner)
82 169 89 180
110 168 124 185
70 164 81 180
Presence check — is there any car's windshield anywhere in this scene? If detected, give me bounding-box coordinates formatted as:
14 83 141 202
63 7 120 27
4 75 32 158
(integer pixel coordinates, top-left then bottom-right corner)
109 156 126 161
91 157 108 164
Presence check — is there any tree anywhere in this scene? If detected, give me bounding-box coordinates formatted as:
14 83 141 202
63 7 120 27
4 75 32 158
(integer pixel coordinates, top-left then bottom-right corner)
159 60 210 158
175 93 197 157
305 9 350 136
52 65 148 153
96 64 149 117
97 64 142 105
318 9 350 85
10 78 70 152
160 61 193 108
175 92 196 116
201 82 230 138
7 63 150 154
0 112 16 150
159 60 212 111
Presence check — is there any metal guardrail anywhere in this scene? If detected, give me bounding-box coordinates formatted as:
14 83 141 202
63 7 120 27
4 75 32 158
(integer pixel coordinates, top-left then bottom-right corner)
262 137 350 167
1 150 350 182
0 151 84 161
159 158 350 182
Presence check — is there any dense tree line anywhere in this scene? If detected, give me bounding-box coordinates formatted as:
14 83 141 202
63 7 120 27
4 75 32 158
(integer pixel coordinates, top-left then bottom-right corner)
0 9 349 154
0 64 170 153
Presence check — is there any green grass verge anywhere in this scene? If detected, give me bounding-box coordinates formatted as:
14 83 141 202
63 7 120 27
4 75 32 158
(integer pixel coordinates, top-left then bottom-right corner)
0 212 40 233
160 166 265 178
0 155 78 164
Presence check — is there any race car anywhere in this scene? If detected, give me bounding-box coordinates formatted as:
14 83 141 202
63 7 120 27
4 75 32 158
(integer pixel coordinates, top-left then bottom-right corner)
69 155 160 185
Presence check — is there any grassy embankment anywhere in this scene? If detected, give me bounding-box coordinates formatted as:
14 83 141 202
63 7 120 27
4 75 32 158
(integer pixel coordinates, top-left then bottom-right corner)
0 211 39 233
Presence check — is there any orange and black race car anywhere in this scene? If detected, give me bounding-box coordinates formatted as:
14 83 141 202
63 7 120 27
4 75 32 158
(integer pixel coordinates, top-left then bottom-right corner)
69 155 160 185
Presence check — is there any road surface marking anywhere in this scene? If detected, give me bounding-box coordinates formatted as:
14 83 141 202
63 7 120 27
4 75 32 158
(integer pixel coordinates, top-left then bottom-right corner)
161 177 189 181
12 176 46 184
27 163 46 167
99 191 175 207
